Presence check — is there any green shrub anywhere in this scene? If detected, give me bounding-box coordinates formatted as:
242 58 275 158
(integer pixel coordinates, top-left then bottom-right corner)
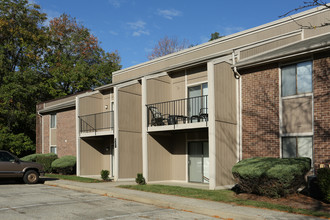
232 157 311 197
20 153 38 162
36 153 58 173
101 170 110 181
317 168 330 203
51 156 76 175
136 173 146 185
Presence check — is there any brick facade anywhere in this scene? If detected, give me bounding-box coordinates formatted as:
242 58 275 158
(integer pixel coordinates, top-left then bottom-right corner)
43 115 50 154
36 108 76 157
313 52 330 168
35 103 43 154
241 63 280 159
241 52 329 168
56 109 76 157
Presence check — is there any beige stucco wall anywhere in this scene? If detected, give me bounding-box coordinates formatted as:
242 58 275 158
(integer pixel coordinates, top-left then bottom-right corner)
117 83 143 178
147 134 172 181
79 92 103 116
147 75 171 104
147 130 208 182
214 62 238 186
80 136 112 175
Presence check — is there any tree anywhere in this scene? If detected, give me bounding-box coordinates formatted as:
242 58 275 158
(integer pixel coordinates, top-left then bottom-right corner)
280 0 330 29
148 35 190 60
209 32 224 41
0 0 48 155
0 2 121 156
44 14 121 97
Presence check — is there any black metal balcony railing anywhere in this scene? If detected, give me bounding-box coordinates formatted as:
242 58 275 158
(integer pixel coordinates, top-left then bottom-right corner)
79 111 114 133
146 95 208 127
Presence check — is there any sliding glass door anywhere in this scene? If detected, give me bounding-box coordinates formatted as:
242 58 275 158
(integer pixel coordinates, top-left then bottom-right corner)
188 141 209 183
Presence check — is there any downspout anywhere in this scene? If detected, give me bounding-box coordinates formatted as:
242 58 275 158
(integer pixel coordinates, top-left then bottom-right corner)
232 51 242 162
232 52 241 79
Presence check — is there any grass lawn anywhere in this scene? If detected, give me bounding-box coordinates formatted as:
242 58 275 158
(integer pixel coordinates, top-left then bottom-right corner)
119 184 329 218
44 174 103 183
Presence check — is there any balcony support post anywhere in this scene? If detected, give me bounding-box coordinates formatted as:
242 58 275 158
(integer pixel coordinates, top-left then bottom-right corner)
208 61 216 190
142 77 148 182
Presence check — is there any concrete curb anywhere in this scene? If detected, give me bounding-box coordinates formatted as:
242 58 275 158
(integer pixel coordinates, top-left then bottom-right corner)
44 181 264 220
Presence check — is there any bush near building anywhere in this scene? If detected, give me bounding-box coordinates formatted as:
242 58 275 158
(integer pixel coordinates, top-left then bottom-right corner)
21 153 58 173
232 157 311 197
51 156 76 175
316 168 330 203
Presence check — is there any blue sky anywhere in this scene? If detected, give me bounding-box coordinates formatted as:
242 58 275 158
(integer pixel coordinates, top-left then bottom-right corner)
35 0 309 68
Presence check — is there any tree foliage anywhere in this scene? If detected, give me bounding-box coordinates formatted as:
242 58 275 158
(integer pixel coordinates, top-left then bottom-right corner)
0 1 121 156
44 14 121 97
148 35 190 60
0 0 47 156
209 32 224 41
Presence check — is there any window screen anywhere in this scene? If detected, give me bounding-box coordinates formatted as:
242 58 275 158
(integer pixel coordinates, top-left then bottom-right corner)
50 114 56 128
281 61 312 97
282 136 313 160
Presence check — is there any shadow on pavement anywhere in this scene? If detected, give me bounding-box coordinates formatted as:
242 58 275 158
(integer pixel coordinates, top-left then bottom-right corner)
0 177 59 185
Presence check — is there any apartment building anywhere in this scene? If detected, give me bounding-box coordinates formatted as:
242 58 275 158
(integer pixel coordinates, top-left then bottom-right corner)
36 93 80 157
37 6 329 189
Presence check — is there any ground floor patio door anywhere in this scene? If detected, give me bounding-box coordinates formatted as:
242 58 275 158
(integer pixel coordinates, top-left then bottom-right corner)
188 141 209 183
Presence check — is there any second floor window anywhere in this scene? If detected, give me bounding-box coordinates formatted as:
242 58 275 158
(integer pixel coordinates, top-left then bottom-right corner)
281 61 312 97
50 114 56 128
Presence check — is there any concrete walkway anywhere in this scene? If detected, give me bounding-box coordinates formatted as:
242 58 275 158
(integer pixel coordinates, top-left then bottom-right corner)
42 178 324 220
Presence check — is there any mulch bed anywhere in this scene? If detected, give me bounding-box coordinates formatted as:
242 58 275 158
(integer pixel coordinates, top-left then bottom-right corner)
235 192 330 213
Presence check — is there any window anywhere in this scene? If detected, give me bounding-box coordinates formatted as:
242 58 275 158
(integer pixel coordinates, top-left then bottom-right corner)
50 114 56 128
0 152 16 162
188 83 208 116
50 146 57 154
282 136 313 160
281 61 312 97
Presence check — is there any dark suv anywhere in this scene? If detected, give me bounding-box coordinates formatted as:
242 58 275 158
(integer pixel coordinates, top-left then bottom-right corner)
0 150 45 184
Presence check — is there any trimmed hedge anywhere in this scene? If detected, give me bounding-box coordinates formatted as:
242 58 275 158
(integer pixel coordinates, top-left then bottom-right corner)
36 154 58 173
21 153 58 173
51 156 76 175
317 168 330 203
232 157 311 197
20 153 38 162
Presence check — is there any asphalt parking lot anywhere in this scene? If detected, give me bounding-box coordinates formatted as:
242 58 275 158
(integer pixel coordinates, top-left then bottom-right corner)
0 182 216 220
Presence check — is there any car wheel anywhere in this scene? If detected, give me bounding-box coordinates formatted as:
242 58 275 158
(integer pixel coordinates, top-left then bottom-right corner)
23 170 39 184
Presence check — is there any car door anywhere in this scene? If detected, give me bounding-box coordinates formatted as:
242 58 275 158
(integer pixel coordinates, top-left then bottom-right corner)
0 152 23 178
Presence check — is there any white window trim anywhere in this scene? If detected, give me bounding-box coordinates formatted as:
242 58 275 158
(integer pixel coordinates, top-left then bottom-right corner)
279 60 315 162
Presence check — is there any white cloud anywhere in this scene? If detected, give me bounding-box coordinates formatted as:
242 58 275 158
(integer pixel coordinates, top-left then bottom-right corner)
127 20 149 37
109 30 119 35
157 9 182 20
223 26 245 35
127 20 146 30
108 0 122 8
133 30 150 37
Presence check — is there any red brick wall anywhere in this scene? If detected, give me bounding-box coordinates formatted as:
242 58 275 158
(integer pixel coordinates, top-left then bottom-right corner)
241 52 329 168
241 64 280 159
35 103 44 154
313 52 330 168
44 115 50 154
56 109 76 157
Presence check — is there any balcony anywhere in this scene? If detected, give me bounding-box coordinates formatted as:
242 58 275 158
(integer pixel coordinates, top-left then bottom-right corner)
146 95 208 132
79 111 114 136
